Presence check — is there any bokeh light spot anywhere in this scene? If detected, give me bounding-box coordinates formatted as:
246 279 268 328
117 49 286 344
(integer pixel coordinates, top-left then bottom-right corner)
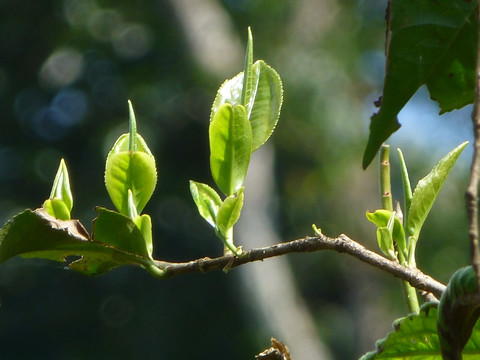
52 88 88 125
63 0 98 28
87 9 123 42
39 48 84 89
112 23 154 60
31 107 69 140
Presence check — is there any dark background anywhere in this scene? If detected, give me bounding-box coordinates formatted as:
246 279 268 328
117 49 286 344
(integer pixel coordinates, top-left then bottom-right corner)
0 0 473 359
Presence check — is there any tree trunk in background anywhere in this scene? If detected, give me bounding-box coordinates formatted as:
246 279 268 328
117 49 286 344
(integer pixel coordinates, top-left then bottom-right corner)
169 0 332 358
236 145 333 360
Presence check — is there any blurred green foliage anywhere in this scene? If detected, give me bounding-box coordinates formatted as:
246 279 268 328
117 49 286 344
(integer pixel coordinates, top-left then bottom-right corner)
0 0 473 359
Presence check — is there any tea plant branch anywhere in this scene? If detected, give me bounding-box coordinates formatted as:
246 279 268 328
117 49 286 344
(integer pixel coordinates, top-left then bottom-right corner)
154 232 446 298
379 145 420 313
466 6 480 289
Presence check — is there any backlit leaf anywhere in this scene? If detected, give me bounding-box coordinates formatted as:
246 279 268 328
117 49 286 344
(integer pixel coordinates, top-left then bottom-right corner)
209 103 252 196
212 61 283 151
363 0 477 168
406 141 468 241
190 180 222 227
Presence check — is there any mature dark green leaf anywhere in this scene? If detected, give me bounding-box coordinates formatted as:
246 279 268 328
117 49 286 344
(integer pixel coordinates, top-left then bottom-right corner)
0 208 158 277
92 207 151 259
209 103 252 196
438 266 480 360
406 141 468 242
363 0 477 168
360 302 480 359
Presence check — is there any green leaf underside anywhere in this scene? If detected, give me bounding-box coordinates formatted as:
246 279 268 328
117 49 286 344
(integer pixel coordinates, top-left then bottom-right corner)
0 209 156 276
360 303 480 359
189 181 222 227
105 133 157 215
406 141 468 241
438 266 480 360
210 103 252 196
211 60 283 151
363 0 477 168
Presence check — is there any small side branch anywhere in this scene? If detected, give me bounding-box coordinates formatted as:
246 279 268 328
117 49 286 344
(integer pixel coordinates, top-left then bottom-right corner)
155 233 445 298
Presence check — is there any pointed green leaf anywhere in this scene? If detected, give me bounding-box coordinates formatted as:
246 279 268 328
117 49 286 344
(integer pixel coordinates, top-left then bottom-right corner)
438 266 480 360
190 180 222 227
360 302 480 359
209 103 252 196
133 214 153 259
105 133 157 215
406 141 468 241
376 227 395 260
128 100 138 151
241 27 254 107
216 188 244 237
49 158 73 212
211 61 283 151
398 148 413 223
362 0 477 168
247 61 283 150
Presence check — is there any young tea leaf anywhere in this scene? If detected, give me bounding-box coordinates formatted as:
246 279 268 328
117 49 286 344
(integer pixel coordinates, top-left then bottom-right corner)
43 198 71 221
189 180 222 227
49 158 73 213
215 188 244 255
366 209 406 256
209 103 252 196
406 141 468 242
398 148 413 222
241 27 254 107
216 188 244 238
211 61 283 152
